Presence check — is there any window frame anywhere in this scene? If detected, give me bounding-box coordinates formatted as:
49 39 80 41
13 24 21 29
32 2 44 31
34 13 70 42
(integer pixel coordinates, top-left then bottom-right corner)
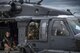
26 19 48 41
51 19 70 37
27 20 40 40
39 20 48 41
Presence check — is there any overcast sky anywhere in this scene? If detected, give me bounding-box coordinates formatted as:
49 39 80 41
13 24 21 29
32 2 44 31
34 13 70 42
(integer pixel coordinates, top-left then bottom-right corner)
42 0 80 16
0 0 80 15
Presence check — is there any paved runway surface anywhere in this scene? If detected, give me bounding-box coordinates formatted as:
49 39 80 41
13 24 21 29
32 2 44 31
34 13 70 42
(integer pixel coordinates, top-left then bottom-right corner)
38 50 80 53
0 51 19 53
0 50 80 53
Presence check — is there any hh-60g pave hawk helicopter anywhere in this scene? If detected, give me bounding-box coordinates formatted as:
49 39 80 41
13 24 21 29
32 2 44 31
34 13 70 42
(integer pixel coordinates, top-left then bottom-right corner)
0 0 80 53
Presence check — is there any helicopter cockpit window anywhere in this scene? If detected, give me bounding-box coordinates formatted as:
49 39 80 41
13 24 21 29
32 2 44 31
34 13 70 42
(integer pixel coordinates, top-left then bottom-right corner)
68 20 80 35
52 21 69 36
27 21 40 40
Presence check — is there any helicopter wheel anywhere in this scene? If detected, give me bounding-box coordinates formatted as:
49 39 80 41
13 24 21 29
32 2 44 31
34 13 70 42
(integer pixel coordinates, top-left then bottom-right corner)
19 47 26 53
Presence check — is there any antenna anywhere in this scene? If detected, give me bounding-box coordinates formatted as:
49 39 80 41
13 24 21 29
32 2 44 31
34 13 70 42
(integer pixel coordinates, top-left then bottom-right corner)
19 0 24 4
67 9 73 15
37 0 43 5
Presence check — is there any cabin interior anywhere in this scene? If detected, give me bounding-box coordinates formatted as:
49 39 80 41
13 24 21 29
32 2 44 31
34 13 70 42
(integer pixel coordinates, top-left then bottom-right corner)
0 20 18 50
0 19 40 50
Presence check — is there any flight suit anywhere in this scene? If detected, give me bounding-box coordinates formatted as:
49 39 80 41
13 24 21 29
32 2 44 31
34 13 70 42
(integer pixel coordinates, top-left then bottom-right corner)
3 37 13 53
28 22 39 40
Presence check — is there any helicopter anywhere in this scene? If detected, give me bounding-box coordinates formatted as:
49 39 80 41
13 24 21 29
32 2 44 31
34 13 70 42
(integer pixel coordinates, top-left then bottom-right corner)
0 0 80 53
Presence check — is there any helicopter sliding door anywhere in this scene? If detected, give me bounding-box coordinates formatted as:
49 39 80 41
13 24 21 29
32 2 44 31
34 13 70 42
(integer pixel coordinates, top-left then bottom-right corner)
49 18 75 51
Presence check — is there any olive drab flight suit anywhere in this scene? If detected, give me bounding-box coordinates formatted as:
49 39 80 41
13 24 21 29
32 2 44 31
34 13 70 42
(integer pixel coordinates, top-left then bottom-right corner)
28 22 39 40
3 36 13 53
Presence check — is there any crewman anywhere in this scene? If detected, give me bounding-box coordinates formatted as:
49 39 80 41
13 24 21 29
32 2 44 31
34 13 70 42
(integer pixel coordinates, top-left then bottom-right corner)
28 22 39 40
2 31 14 53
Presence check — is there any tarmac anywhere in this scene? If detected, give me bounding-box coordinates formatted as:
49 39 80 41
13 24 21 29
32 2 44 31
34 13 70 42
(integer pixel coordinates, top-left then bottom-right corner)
38 50 80 53
0 50 80 53
0 51 19 53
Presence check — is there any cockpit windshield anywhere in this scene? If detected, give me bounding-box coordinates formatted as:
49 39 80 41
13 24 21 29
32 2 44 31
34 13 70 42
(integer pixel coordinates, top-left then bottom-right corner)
68 19 80 35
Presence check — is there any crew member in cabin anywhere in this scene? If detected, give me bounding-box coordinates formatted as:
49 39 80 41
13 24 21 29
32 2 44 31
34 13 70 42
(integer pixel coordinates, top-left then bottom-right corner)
28 22 39 40
2 31 14 53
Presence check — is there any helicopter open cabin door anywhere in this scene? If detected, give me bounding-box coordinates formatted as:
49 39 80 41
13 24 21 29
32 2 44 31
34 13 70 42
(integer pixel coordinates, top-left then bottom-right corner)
49 18 75 50
0 20 18 50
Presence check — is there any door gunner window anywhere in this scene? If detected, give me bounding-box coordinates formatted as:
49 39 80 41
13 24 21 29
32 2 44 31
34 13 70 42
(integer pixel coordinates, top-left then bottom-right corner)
52 21 69 36
27 20 40 40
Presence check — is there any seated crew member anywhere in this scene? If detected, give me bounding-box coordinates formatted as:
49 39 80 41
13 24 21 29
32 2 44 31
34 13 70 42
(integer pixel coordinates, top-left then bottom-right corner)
3 31 14 53
28 22 39 40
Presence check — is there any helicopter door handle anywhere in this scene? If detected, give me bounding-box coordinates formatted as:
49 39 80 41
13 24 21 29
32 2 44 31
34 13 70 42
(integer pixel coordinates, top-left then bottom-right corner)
32 43 36 47
51 37 54 41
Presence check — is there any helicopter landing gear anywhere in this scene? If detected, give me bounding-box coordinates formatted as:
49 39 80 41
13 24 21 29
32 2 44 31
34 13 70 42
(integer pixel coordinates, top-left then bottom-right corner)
18 44 36 53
